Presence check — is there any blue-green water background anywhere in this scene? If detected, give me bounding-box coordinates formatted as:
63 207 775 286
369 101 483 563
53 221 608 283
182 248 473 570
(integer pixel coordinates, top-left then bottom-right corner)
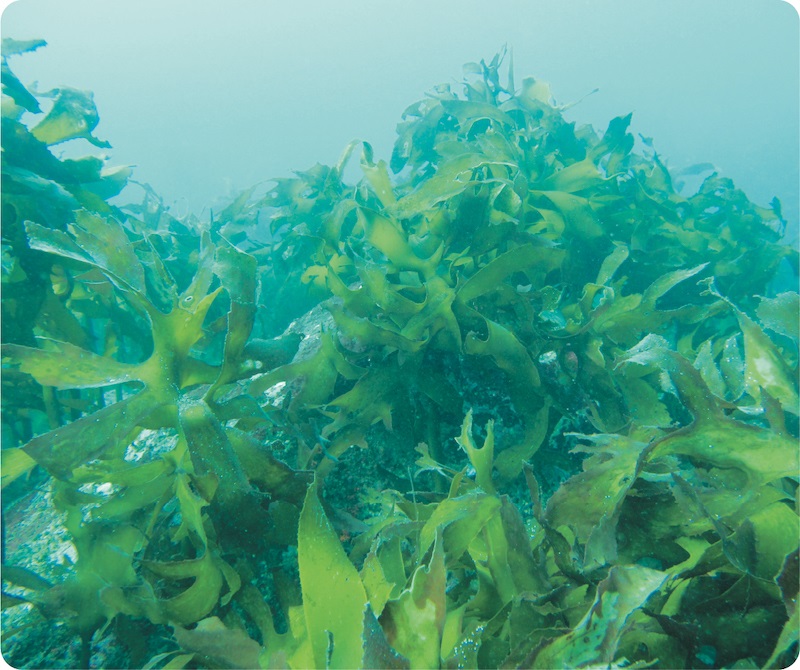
2 0 798 243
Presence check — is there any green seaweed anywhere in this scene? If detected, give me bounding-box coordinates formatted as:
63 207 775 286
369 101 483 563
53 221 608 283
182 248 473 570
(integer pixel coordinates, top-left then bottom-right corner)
2 45 798 670
297 481 368 669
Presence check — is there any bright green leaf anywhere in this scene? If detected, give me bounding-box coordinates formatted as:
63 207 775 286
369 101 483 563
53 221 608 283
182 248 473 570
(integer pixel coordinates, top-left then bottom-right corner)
298 481 367 669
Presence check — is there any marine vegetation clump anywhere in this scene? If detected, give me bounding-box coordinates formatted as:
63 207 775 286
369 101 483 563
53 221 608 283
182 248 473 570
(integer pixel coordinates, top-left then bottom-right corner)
2 42 799 669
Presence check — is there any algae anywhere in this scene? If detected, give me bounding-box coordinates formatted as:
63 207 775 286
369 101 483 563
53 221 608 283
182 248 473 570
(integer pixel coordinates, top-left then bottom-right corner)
1 43 798 669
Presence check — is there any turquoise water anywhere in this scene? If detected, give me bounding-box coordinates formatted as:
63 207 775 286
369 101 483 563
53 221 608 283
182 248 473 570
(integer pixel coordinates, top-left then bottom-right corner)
2 0 798 234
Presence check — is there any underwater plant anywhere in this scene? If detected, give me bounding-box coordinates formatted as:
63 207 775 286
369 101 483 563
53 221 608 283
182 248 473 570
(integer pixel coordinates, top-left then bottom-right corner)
2 44 798 669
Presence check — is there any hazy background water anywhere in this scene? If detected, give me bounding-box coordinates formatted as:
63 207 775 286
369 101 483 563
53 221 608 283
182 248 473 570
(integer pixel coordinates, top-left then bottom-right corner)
2 0 798 242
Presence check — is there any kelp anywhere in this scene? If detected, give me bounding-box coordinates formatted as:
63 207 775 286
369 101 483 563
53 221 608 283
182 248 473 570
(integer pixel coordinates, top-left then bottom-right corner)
2 45 798 670
1 43 314 661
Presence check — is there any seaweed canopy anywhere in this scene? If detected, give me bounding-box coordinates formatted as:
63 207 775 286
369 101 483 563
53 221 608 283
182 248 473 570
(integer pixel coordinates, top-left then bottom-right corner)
250 49 797 668
260 48 794 471
2 37 310 661
2 43 798 670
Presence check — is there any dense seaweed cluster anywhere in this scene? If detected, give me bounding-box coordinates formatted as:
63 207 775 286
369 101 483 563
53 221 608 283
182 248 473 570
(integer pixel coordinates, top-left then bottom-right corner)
2 42 798 669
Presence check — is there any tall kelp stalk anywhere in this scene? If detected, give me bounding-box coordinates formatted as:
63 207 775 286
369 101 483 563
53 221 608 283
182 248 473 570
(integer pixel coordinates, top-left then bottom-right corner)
2 43 798 669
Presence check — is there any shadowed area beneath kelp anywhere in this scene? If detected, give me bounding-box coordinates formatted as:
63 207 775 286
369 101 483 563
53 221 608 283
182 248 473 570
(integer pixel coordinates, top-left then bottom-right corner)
1 41 798 669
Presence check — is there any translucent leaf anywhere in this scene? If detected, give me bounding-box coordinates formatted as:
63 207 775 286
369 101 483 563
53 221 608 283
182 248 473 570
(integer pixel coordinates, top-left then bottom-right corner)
171 473 210 547
653 417 798 488
596 243 629 286
642 263 707 303
693 339 727 399
1 564 52 591
162 653 195 669
69 210 146 292
756 292 799 342
719 334 745 400
731 501 798 582
737 309 799 412
141 650 193 670
440 99 516 132
3 339 141 389
418 490 502 560
493 402 550 482
455 410 495 494
298 481 367 669
90 474 172 522
546 433 647 553
376 536 407 598
533 565 666 667
1 38 47 59
208 242 257 390
361 548 395 617
24 220 93 266
358 262 425 319
591 114 634 173
143 553 223 625
213 241 256 306
321 361 395 436
617 336 721 420
228 428 312 504
764 607 800 669
480 509 520 603
536 191 603 238
520 76 553 105
172 616 261 670
23 391 152 478
616 375 672 427
457 244 564 304
178 398 252 510
400 276 459 347
361 145 397 208
358 207 437 274
390 153 487 220
464 318 541 394
25 212 147 297
31 87 111 147
363 605 410 669
0 447 37 488
1 61 41 113
90 541 150 601
499 499 549 592
380 532 446 669
536 158 607 194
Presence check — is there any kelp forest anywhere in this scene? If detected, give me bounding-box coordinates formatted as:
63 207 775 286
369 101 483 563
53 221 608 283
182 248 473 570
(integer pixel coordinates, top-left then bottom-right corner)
1 41 798 669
